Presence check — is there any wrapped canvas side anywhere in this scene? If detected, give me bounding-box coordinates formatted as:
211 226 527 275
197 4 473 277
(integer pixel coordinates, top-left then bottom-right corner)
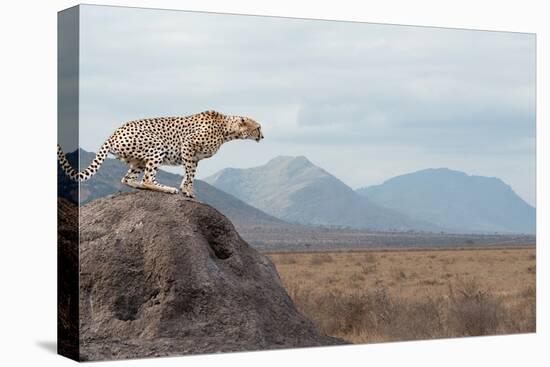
57 5 80 361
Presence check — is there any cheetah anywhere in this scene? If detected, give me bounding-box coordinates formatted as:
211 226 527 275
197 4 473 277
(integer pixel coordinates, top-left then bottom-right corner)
57 110 264 198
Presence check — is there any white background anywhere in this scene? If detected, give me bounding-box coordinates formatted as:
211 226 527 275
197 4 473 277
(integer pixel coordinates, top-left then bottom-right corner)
0 0 546 366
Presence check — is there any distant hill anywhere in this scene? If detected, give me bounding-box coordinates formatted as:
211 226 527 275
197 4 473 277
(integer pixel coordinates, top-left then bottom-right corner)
203 156 438 231
57 149 288 229
357 168 535 234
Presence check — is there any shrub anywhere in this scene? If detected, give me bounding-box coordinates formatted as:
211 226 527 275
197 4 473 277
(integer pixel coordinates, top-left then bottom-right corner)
363 253 377 264
447 278 501 336
309 253 334 265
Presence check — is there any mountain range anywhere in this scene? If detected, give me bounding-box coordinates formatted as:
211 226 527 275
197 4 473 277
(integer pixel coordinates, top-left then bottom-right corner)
205 157 535 234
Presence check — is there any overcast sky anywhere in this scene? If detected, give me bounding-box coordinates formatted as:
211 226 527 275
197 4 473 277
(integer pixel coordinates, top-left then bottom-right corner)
77 5 536 206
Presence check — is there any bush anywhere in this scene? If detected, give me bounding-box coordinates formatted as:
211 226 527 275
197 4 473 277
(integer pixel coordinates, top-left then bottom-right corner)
448 278 501 336
309 253 334 265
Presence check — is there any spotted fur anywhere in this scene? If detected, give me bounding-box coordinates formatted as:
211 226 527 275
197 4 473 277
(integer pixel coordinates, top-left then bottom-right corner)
57 110 264 197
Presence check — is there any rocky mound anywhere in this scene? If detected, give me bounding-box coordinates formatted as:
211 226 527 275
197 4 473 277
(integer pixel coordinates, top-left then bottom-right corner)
79 191 346 361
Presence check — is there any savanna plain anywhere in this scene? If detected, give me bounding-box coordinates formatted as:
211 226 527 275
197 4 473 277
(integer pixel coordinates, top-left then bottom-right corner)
267 247 536 344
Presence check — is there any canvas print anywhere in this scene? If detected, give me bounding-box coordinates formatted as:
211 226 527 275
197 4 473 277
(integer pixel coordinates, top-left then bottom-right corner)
57 5 536 362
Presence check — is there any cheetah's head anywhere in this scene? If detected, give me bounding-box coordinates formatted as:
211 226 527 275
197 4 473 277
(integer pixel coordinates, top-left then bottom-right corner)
238 117 264 142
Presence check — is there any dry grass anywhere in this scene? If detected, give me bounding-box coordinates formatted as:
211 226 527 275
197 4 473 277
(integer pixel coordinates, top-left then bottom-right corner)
267 248 536 344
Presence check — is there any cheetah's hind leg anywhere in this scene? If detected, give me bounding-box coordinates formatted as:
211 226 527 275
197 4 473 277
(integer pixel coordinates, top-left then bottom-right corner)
141 157 179 194
121 161 146 189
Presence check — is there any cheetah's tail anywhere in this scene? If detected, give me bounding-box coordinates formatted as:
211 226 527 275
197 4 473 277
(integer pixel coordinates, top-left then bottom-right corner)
56 141 111 182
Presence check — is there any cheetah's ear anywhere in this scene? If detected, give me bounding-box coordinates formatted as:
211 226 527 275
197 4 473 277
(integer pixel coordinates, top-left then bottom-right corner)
239 117 246 127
